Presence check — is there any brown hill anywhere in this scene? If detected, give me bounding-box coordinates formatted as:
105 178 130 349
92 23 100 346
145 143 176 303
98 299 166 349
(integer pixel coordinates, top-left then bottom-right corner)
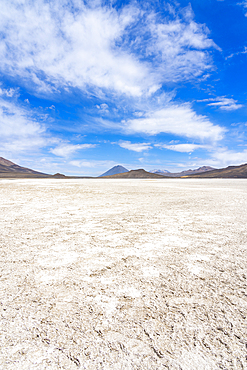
0 157 52 178
0 157 94 179
0 173 52 178
184 163 247 178
176 166 215 176
0 157 16 167
102 169 167 179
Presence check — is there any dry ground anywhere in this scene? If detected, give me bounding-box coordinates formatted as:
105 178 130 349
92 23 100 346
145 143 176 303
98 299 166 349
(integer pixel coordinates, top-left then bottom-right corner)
0 179 246 370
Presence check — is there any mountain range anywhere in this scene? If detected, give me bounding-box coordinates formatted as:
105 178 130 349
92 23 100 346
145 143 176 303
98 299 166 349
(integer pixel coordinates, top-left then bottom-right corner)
182 163 247 178
150 169 170 175
0 157 247 178
99 165 216 177
99 165 247 178
101 169 165 179
157 166 216 177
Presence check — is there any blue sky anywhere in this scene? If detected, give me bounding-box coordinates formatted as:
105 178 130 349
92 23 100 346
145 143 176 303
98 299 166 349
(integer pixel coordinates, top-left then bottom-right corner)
0 0 247 176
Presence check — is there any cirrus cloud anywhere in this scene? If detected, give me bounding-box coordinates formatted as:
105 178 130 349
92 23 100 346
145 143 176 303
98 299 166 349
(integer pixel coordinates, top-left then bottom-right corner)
50 143 96 157
198 97 243 111
0 1 218 97
147 5 218 82
118 141 152 152
155 143 209 153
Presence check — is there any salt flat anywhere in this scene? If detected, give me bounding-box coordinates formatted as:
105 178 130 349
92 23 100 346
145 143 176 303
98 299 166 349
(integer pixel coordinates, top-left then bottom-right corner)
0 179 246 370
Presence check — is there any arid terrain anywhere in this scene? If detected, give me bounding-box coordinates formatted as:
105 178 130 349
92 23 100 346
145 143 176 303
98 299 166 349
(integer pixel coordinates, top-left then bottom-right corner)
0 179 247 369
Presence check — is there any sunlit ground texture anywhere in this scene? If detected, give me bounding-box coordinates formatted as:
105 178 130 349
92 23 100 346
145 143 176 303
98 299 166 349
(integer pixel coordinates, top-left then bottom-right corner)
0 179 246 370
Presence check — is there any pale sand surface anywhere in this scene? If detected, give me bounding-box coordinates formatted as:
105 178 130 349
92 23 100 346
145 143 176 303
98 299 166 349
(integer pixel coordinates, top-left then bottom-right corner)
0 179 246 369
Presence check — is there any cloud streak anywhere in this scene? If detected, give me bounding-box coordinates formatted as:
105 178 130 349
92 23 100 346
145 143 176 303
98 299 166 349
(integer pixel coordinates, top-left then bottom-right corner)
125 104 225 141
155 143 208 153
51 143 96 157
226 46 247 59
118 141 152 152
198 97 243 111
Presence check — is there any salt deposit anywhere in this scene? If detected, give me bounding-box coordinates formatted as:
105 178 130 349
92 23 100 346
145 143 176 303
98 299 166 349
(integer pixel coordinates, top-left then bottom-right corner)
0 179 246 369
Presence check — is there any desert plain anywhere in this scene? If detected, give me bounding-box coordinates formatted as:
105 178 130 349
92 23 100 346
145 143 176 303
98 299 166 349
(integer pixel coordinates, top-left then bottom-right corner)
0 178 246 370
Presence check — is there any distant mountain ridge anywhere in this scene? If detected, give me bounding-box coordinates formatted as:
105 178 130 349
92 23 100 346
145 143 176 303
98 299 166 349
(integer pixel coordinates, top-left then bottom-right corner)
99 165 129 177
150 166 216 177
1 157 247 178
185 163 247 178
150 169 170 175
102 164 247 178
101 169 166 179
180 166 216 175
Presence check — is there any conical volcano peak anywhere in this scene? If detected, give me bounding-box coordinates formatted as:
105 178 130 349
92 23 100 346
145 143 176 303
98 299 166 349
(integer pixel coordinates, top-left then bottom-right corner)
99 165 129 177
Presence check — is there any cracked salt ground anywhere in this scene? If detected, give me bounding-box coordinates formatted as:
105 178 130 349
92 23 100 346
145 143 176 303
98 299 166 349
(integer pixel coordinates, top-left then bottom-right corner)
0 179 247 369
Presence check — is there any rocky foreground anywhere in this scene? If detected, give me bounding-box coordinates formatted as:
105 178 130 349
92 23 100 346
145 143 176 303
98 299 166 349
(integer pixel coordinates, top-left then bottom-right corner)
0 179 246 369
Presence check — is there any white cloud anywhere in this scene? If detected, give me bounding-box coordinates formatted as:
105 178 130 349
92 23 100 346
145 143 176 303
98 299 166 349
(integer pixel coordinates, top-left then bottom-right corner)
0 87 18 97
51 143 96 157
125 104 225 141
226 46 247 59
238 1 247 16
0 1 217 97
0 98 47 154
156 143 208 153
70 160 95 168
69 159 117 169
0 1 151 97
211 148 247 166
0 1 224 164
147 5 218 82
118 141 152 152
96 103 109 113
206 97 243 111
183 147 247 169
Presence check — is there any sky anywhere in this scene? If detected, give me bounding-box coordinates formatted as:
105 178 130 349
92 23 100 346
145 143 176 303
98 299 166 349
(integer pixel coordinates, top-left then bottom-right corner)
0 0 247 176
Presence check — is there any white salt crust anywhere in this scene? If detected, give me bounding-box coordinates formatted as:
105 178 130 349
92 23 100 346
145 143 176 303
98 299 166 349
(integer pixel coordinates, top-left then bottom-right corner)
0 178 246 369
